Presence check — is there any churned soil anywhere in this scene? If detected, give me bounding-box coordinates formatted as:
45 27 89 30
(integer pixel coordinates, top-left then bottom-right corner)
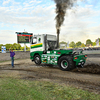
72 64 100 74
0 51 100 74
0 63 100 94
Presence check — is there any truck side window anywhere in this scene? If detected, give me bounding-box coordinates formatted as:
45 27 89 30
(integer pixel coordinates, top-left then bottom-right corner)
38 38 41 43
32 37 37 44
47 41 56 50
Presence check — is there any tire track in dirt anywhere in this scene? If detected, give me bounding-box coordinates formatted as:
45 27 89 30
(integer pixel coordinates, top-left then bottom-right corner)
0 64 100 94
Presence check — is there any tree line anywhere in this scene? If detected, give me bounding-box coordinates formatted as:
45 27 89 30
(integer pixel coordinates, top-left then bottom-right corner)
0 38 100 51
0 43 30 51
60 38 100 48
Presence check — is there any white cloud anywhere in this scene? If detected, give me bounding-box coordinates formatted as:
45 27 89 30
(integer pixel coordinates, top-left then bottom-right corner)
29 0 42 4
87 25 100 35
23 0 42 8
0 30 17 44
0 4 55 29
3 0 20 6
3 0 11 5
59 5 100 43
0 0 100 44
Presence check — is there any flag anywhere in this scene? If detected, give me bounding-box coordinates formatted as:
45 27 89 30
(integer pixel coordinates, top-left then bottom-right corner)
96 38 99 46
67 41 69 48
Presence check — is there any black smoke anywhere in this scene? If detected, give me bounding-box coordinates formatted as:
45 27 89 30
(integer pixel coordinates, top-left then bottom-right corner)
53 0 76 48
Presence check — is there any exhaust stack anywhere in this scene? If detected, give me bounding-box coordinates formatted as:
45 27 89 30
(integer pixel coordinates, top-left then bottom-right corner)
57 29 60 48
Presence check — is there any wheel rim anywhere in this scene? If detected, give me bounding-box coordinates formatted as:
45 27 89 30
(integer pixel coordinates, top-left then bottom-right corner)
61 60 68 69
35 57 40 63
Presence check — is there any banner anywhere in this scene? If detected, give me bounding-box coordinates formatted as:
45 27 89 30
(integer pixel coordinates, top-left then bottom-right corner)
1 46 6 53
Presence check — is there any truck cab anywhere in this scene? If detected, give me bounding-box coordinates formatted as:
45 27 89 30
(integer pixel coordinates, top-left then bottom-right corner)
30 34 57 52
30 34 87 71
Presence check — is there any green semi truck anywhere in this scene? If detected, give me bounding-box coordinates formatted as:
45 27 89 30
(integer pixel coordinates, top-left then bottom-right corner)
30 34 87 71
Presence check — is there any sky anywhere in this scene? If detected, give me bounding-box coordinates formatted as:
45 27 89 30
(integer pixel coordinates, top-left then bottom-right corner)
0 0 100 45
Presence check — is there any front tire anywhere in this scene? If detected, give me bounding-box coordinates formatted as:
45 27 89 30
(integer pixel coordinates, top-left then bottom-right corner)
58 56 75 71
34 55 41 65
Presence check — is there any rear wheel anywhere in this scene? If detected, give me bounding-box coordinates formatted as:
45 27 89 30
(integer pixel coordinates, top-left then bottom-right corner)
34 55 41 65
58 56 75 71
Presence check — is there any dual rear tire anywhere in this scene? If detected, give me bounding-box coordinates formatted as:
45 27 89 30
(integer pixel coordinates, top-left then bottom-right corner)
58 56 75 71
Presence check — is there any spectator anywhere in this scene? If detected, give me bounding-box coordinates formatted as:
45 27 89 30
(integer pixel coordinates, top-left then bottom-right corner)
9 45 15 68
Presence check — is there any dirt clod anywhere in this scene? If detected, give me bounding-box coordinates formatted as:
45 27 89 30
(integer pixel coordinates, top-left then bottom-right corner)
72 64 100 74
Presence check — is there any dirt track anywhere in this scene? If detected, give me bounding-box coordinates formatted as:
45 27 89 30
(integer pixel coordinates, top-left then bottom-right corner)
0 59 100 94
0 52 100 94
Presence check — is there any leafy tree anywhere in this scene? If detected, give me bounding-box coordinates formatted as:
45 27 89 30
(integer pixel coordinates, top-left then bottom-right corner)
59 41 67 46
0 44 4 51
92 42 96 46
5 44 12 50
8 43 21 50
86 39 92 46
0 43 29 51
81 43 85 47
26 46 30 51
20 47 24 51
76 41 82 47
59 41 67 49
59 41 67 44
12 43 21 50
11 43 17 50
69 41 76 48
17 44 21 50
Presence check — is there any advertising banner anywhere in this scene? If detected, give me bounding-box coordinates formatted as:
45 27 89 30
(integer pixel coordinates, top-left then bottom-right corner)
16 32 33 43
1 46 6 53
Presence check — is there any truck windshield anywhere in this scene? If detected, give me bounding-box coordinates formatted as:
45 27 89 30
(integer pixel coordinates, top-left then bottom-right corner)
31 37 37 44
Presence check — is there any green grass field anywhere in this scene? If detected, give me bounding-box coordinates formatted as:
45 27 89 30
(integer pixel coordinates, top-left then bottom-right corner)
0 78 100 100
